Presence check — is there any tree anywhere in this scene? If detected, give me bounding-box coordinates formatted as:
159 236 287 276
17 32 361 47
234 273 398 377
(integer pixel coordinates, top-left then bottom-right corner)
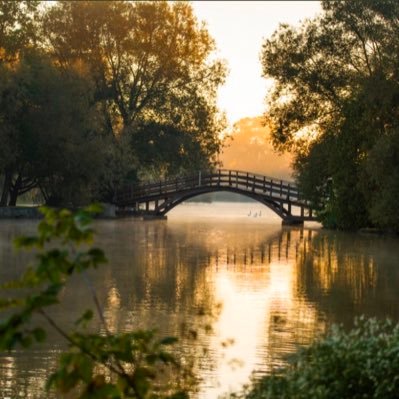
0 0 40 205
0 1 226 206
0 50 107 206
42 1 226 181
132 121 215 180
362 129 399 231
260 0 399 230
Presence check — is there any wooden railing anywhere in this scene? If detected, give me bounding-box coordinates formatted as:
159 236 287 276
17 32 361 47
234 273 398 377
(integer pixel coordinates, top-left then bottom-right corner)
116 169 308 206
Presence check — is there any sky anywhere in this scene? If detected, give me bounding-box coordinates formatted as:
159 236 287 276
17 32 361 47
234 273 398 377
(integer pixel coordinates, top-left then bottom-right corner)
192 1 322 125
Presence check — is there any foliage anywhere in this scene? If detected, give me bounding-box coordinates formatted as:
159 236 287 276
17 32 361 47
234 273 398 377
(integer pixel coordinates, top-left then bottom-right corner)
0 50 107 206
362 129 399 231
0 206 192 398
0 0 39 61
0 0 226 206
132 122 214 180
97 134 138 203
261 0 399 230
238 317 399 399
42 0 226 180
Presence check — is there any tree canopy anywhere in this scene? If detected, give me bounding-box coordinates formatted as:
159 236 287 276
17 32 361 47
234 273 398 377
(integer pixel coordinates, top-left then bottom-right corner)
43 1 226 177
0 1 226 206
261 0 399 230
0 50 105 206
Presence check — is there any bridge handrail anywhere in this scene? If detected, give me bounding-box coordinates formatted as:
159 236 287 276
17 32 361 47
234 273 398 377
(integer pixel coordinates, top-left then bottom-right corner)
216 169 295 185
116 169 308 206
133 169 296 190
206 170 298 193
139 169 294 184
119 171 297 195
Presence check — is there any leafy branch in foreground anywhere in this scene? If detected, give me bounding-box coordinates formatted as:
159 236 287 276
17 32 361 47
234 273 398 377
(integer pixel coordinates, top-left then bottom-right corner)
0 205 192 399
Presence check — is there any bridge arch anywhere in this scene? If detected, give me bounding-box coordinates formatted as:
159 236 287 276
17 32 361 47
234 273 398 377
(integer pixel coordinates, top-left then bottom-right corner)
155 187 290 219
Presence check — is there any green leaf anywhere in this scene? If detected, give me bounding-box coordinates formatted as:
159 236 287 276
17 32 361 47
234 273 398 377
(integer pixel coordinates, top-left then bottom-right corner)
158 351 177 365
132 367 153 397
88 248 107 265
167 392 190 399
0 298 24 310
85 203 104 215
159 336 178 346
75 309 94 327
32 327 46 343
14 236 39 249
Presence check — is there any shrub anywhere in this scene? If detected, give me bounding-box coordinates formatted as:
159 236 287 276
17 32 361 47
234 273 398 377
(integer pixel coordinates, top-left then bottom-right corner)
240 317 399 399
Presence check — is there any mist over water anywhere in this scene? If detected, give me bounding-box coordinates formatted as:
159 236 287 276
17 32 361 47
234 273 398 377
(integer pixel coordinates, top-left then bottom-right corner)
1 202 399 398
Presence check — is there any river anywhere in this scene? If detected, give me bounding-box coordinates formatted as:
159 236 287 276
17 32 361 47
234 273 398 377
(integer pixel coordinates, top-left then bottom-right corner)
1 201 399 398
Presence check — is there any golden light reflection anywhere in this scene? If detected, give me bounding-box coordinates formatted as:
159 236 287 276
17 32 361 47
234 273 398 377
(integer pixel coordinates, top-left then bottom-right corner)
201 255 321 397
1 212 399 398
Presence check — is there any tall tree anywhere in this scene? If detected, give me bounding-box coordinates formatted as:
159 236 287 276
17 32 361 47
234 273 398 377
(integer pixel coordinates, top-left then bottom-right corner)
0 0 40 205
0 50 106 206
0 1 226 206
42 1 226 180
261 0 399 230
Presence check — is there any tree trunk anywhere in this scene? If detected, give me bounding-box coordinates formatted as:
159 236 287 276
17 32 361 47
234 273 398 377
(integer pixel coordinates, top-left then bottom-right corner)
8 174 21 206
0 170 12 207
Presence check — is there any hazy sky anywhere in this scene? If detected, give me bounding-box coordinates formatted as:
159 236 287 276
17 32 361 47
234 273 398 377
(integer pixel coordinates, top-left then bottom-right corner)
192 1 322 125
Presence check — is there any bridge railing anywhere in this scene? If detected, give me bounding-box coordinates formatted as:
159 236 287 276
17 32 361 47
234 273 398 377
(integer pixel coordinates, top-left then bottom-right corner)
116 169 307 205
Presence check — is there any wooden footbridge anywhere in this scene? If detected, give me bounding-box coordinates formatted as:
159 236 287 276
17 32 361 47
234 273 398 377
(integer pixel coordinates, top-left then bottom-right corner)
115 169 318 224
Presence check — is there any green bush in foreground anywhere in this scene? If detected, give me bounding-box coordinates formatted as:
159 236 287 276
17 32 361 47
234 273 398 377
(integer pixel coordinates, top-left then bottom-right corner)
241 317 399 399
0 206 192 398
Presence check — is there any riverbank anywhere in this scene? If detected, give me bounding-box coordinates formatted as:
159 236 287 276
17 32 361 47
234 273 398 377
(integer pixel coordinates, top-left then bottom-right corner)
0 205 116 219
0 206 42 219
0 205 167 220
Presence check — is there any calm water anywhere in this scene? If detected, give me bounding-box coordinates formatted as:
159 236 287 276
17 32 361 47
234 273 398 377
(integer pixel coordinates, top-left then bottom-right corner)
1 202 399 398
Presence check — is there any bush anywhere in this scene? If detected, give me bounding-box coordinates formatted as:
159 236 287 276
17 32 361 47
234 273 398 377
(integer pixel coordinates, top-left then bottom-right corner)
241 317 399 399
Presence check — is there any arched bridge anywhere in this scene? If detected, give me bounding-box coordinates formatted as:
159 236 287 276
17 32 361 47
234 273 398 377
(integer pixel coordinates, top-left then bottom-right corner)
115 169 318 225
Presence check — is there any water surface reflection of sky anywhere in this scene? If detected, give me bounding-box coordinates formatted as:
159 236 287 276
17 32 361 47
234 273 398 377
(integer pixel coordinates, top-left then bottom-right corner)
1 202 399 398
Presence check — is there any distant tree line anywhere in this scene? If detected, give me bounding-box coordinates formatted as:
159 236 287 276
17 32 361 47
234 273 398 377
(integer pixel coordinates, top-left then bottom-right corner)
0 1 226 206
261 0 399 231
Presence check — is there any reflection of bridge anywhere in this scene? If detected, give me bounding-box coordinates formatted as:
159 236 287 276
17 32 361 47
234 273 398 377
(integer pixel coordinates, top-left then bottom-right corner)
116 169 318 224
210 229 314 267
